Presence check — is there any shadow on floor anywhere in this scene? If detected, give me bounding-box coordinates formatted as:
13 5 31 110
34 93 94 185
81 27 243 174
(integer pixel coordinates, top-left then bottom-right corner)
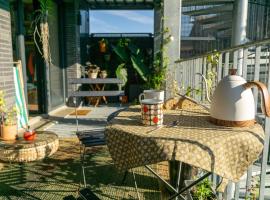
0 139 161 200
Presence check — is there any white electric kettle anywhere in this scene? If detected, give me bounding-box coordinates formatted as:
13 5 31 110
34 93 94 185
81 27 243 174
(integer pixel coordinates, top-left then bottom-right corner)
202 69 270 127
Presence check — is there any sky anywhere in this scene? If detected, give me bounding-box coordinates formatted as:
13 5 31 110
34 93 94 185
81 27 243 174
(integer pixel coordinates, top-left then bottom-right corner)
90 10 154 33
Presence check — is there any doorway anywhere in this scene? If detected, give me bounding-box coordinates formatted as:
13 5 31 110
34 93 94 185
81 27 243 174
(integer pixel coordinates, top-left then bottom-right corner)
10 0 65 114
10 0 45 113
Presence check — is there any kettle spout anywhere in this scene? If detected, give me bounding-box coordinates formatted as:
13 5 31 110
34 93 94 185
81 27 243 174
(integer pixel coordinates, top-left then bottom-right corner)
243 81 270 117
196 73 211 103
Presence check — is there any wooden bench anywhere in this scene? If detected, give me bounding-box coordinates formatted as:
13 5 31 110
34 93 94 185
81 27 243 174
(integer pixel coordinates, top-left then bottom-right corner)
69 78 124 106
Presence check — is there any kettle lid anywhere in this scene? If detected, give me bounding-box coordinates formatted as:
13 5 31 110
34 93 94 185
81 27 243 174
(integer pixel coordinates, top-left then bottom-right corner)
223 74 247 82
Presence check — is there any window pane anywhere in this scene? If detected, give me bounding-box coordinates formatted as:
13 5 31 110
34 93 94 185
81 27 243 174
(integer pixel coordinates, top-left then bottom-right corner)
90 10 154 33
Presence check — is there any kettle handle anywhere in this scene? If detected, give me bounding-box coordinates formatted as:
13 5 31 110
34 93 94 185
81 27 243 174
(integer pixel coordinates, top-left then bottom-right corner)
243 81 270 117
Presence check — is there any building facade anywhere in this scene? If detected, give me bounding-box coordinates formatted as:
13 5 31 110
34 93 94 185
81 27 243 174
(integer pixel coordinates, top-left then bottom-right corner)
0 0 82 115
0 0 15 108
180 0 270 58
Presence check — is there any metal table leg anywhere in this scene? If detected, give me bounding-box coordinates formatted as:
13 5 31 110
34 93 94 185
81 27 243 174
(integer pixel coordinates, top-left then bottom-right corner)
168 172 212 200
145 165 186 200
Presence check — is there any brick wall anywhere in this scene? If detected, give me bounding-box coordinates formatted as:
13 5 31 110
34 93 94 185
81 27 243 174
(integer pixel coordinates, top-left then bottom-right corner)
63 1 81 96
0 1 15 108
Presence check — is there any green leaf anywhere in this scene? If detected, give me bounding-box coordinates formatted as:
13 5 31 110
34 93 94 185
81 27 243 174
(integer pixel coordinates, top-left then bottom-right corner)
112 45 129 62
131 56 148 82
116 63 128 89
127 43 138 55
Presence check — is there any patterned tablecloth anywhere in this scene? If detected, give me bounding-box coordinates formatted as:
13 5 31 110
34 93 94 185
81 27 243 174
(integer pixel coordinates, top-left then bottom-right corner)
105 104 264 183
0 131 59 162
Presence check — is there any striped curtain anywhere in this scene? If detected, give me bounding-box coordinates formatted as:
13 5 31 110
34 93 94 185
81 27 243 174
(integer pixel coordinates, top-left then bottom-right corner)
13 65 28 129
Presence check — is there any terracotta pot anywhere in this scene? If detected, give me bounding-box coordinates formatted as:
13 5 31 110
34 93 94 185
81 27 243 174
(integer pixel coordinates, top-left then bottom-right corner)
121 95 128 104
88 72 98 79
0 124 17 141
99 70 108 79
99 42 106 53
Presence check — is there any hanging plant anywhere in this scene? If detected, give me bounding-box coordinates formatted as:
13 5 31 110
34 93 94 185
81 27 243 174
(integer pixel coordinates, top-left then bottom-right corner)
99 38 108 53
33 0 53 64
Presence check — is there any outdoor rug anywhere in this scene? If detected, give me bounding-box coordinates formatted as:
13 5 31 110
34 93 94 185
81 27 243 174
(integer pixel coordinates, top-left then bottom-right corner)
0 138 162 200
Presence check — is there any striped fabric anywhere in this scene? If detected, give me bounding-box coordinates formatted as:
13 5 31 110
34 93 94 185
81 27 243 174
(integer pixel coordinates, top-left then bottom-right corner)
13 67 28 129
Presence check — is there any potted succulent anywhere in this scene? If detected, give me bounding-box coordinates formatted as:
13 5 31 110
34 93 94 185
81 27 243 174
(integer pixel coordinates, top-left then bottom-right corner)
0 91 17 141
99 70 108 79
86 62 100 79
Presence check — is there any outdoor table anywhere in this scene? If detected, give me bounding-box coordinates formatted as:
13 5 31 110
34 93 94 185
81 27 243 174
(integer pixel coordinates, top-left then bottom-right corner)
0 131 59 163
69 78 124 107
105 102 264 199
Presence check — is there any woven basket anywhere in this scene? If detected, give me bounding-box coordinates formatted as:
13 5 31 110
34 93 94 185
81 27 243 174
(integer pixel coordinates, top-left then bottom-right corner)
0 131 59 163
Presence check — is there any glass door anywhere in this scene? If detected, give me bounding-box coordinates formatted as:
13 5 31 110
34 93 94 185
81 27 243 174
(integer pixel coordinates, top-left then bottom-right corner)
10 0 46 114
10 0 65 113
48 1 64 110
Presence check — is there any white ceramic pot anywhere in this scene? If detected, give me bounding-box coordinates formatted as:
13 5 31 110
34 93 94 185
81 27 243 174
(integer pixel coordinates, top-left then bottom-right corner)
139 90 164 103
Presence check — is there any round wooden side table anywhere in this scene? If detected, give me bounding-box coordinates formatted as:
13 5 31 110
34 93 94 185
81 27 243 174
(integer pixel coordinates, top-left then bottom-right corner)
0 131 59 163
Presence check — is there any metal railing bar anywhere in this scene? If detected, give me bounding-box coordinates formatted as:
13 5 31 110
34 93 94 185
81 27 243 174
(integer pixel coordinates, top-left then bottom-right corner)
202 57 207 102
245 166 253 199
253 46 261 110
234 182 240 200
218 53 223 81
224 52 230 76
259 117 270 200
175 38 270 63
258 48 270 200
243 49 248 79
233 50 238 69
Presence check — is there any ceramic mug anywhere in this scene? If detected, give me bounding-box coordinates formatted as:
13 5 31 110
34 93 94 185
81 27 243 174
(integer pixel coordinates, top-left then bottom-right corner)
141 99 163 126
139 90 164 103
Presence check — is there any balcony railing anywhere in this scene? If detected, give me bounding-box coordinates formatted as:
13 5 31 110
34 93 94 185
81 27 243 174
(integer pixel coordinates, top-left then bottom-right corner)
175 38 270 200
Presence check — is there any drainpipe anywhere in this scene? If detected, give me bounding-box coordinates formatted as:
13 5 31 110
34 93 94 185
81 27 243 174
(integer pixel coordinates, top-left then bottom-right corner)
163 0 182 99
231 0 248 76
17 0 28 105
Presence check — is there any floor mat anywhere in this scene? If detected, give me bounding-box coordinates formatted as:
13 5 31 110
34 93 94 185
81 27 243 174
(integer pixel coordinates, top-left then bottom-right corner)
0 138 162 200
69 109 91 116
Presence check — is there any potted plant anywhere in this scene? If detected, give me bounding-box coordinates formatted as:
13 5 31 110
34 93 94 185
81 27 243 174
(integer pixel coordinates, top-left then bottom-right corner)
185 178 216 200
113 38 150 100
99 38 108 53
146 27 172 92
86 62 100 79
99 70 108 79
33 0 53 64
0 91 17 141
113 38 149 82
116 63 128 103
104 54 111 61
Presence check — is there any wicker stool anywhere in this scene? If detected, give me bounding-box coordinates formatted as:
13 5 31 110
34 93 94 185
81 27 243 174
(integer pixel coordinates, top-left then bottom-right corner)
0 131 59 163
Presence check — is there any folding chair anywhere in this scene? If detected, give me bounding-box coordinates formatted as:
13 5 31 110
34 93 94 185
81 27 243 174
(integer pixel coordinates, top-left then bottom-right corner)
71 97 106 188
